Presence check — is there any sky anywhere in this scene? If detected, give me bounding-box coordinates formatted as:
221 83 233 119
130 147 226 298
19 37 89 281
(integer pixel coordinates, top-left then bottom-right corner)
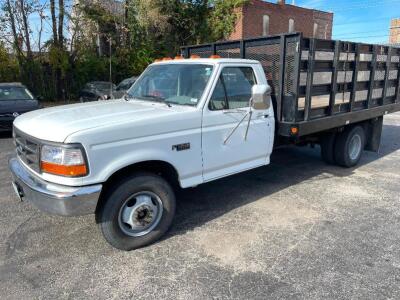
293 0 400 44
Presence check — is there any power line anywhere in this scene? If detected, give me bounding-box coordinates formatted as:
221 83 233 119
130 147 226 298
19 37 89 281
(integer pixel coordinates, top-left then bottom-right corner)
301 0 394 8
334 17 399 26
335 29 391 37
336 34 390 39
326 0 400 11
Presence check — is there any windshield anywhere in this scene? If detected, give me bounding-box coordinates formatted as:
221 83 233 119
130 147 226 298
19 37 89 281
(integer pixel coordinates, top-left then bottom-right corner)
0 86 34 101
127 64 214 106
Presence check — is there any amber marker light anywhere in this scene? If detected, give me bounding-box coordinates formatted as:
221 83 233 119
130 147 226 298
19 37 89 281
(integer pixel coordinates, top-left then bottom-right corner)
210 55 221 59
41 162 87 177
190 54 201 59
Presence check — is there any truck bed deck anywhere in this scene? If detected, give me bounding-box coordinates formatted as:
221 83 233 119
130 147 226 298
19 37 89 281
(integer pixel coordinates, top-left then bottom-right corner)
181 33 400 138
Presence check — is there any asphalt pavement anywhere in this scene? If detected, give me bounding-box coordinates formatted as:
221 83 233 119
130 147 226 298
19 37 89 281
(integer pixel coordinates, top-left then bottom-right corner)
0 113 400 299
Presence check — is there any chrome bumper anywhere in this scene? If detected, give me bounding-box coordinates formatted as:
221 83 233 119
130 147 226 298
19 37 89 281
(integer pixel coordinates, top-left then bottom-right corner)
9 157 102 216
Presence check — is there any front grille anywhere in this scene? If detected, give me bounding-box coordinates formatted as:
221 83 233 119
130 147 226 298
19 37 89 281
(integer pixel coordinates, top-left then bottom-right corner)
14 129 40 172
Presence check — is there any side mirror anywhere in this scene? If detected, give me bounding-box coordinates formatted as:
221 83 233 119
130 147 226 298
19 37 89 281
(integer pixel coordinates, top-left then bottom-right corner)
251 84 271 110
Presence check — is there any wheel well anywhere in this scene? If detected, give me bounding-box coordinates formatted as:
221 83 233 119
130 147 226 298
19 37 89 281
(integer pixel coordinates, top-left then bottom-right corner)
95 161 180 218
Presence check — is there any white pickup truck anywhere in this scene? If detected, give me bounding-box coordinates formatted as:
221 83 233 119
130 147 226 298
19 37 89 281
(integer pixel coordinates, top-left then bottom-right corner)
9 34 400 250
10 58 275 250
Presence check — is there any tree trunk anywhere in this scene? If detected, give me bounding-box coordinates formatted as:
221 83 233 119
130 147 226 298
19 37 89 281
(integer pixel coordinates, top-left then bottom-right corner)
18 0 32 58
50 0 58 45
58 0 64 47
5 0 22 58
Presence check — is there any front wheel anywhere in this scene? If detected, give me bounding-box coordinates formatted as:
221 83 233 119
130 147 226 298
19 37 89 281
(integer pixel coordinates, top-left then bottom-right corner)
98 172 176 251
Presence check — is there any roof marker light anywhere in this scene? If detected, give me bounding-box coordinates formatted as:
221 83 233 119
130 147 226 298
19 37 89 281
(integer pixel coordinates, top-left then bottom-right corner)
210 55 221 59
190 54 201 59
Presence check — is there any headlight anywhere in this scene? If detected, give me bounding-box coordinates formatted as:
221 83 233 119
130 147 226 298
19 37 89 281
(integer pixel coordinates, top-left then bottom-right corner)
40 145 88 177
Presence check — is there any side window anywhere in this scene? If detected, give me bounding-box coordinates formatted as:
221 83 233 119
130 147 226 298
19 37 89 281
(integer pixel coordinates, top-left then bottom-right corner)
209 67 257 110
209 78 227 110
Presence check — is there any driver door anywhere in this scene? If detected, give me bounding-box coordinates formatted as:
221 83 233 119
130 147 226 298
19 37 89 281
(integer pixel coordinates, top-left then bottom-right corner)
201 65 273 182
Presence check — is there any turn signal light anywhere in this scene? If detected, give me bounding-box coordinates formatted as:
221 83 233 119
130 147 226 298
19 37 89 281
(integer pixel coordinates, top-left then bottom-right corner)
41 161 88 177
290 126 299 135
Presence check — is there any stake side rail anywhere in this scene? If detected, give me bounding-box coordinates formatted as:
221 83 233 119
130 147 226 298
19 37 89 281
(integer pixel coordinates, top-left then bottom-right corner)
181 33 400 137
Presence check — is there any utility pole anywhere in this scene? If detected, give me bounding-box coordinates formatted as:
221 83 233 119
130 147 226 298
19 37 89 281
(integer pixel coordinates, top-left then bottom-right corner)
108 36 113 99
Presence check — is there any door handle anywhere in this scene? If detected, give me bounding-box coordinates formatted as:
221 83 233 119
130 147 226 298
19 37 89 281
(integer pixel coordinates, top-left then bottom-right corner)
255 112 269 118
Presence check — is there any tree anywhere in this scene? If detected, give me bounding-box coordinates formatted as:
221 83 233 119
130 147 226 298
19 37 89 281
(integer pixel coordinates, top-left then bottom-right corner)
209 0 249 41
0 42 19 82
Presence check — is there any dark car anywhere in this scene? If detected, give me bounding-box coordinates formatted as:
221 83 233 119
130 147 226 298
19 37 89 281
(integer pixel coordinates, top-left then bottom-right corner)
113 77 138 99
0 83 40 132
78 81 116 102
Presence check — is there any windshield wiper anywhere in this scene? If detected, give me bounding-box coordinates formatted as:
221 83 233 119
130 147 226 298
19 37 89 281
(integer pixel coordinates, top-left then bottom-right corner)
139 95 172 107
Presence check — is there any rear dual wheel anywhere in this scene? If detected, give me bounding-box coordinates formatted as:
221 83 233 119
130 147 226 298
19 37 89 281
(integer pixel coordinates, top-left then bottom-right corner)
320 125 365 168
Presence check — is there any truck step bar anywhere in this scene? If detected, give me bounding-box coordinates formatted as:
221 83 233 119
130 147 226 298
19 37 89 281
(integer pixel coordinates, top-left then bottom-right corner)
181 33 400 138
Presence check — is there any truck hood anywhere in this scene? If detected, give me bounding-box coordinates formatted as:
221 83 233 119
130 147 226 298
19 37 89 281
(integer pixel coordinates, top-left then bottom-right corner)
13 100 179 142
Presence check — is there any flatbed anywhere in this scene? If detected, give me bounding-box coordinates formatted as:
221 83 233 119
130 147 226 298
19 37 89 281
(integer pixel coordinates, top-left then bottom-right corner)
181 33 400 141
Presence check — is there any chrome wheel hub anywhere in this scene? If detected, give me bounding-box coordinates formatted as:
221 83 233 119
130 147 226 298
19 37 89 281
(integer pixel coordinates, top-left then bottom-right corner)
349 134 362 161
118 192 163 237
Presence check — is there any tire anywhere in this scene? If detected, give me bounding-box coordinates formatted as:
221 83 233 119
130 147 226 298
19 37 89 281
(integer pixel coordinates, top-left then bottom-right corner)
320 132 337 165
98 172 176 251
334 126 365 168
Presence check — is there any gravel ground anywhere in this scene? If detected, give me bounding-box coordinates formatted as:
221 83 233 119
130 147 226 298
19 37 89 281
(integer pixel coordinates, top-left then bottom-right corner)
0 113 400 300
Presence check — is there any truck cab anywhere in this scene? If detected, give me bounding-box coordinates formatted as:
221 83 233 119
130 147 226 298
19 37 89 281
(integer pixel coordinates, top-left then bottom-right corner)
10 58 274 250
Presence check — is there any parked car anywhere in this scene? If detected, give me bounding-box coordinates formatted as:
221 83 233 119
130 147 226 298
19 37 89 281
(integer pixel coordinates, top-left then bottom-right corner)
78 81 116 102
113 77 138 98
0 83 40 132
9 33 400 251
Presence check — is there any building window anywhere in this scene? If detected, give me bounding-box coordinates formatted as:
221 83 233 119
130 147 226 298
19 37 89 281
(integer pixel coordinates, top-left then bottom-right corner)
289 19 295 33
324 24 329 39
313 23 319 38
263 15 270 36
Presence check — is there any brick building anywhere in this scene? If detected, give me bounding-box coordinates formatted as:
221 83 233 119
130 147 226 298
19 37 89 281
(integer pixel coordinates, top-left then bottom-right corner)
389 18 400 45
229 0 333 41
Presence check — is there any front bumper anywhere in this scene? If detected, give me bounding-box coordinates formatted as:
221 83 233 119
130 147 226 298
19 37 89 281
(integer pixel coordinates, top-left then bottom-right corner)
9 157 102 216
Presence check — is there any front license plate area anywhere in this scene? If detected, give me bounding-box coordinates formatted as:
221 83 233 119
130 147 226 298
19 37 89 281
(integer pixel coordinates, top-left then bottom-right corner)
12 182 23 202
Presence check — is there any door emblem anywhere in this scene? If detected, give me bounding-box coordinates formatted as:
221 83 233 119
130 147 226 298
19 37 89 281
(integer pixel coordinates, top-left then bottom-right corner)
172 143 190 151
